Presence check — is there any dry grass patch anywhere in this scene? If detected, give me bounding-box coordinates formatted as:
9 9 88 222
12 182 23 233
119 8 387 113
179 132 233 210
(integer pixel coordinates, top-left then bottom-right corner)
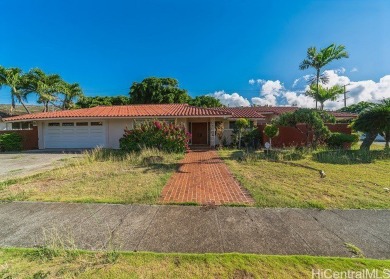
0 148 183 204
1 248 390 279
218 149 390 209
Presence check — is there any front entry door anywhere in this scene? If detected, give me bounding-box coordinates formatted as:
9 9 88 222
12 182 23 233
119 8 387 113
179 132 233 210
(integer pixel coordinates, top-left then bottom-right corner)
191 123 208 144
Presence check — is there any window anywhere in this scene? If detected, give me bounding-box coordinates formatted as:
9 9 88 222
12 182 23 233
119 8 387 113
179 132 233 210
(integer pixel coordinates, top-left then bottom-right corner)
76 122 88 126
48 123 60 127
11 122 33 130
62 122 74 127
12 122 21 130
21 122 32 129
91 122 103 126
228 121 236 130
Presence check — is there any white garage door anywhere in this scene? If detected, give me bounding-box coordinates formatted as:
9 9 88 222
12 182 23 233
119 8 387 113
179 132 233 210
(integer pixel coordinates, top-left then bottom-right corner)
44 121 106 148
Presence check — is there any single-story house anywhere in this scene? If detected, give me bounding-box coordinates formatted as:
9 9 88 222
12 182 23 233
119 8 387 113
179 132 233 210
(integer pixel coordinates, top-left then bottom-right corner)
3 104 357 149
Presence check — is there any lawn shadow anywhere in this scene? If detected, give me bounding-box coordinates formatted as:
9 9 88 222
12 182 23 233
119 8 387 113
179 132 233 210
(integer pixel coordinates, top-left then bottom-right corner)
313 149 390 165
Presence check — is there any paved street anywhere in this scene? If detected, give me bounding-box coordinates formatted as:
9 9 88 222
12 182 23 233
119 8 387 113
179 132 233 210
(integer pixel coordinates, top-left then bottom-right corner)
0 202 389 259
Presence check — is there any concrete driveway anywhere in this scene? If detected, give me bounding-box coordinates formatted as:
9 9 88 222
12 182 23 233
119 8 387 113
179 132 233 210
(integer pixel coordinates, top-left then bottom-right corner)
0 150 83 181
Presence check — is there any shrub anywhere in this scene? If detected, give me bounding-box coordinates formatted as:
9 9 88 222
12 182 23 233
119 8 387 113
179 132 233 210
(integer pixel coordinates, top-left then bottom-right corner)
235 118 250 149
242 128 262 149
263 124 279 139
119 120 191 153
0 133 23 151
326 132 359 149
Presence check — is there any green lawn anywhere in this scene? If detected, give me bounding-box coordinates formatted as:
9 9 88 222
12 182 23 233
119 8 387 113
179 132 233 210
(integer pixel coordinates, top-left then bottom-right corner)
1 248 389 279
0 149 182 204
218 148 390 209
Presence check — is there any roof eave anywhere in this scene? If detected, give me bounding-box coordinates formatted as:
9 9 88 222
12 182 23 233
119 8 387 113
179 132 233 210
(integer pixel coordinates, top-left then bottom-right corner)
3 114 233 122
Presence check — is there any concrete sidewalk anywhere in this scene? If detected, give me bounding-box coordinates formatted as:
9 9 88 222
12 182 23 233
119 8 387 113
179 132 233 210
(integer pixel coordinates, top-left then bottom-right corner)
0 202 389 259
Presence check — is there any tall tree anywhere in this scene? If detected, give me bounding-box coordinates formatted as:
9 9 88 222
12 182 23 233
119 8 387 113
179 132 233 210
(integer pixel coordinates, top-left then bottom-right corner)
299 44 349 109
25 68 63 112
59 82 84 109
235 118 250 149
129 77 190 104
76 96 130 108
0 66 31 114
305 84 344 110
351 102 390 150
379 98 390 149
188 95 224 108
338 101 376 114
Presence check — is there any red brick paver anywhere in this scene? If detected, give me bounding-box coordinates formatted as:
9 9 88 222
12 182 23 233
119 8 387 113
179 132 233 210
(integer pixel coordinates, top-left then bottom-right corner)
160 149 254 205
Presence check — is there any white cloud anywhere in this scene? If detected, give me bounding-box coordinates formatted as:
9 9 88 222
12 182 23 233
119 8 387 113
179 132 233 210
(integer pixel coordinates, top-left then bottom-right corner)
336 67 346 74
217 71 390 109
252 95 278 106
251 80 284 106
350 67 358 72
283 70 390 110
284 91 315 108
210 90 250 107
292 78 300 88
248 78 266 85
261 80 283 95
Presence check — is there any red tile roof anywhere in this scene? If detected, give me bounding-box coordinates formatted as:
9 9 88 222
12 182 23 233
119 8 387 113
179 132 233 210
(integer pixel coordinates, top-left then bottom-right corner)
252 106 298 114
216 106 357 119
216 107 266 118
4 104 232 121
329 111 358 118
4 104 358 122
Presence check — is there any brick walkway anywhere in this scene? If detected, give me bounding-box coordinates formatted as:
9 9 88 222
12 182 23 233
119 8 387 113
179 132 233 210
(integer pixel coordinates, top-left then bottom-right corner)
160 149 254 205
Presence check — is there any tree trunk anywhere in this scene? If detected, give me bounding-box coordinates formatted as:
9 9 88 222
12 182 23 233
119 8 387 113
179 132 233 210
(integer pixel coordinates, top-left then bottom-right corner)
384 131 390 149
238 130 242 149
19 99 31 114
316 69 320 110
360 131 377 150
42 101 48 112
11 94 16 109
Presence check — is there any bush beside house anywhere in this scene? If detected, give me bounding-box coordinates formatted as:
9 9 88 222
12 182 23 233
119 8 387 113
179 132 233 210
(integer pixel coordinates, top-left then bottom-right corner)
0 133 23 151
326 132 359 149
120 120 191 153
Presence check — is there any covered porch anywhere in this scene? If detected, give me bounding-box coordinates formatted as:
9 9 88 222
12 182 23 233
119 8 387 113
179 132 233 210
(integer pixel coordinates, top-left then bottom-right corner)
183 117 226 148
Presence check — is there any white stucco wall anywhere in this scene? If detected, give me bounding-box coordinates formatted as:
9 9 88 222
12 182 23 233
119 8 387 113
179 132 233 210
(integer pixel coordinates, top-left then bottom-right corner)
107 119 134 149
215 120 232 146
36 117 232 149
38 122 44 149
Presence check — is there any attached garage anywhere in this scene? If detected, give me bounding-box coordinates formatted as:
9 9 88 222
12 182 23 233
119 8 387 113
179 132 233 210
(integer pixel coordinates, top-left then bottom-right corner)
44 121 106 148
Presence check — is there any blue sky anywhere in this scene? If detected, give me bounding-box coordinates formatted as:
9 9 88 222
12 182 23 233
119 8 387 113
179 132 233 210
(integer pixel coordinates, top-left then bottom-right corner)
1 0 390 108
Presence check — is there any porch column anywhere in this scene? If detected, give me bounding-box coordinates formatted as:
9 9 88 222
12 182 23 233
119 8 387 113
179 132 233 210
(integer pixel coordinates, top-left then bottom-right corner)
210 117 216 147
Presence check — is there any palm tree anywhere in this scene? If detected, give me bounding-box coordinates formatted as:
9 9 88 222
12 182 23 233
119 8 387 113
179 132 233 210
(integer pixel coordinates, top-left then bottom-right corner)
0 66 31 114
305 84 344 110
59 82 84 109
26 68 63 112
299 44 349 109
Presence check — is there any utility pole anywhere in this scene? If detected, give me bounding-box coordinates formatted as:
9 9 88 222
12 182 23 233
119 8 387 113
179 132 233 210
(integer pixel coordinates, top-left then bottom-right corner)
343 84 350 108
